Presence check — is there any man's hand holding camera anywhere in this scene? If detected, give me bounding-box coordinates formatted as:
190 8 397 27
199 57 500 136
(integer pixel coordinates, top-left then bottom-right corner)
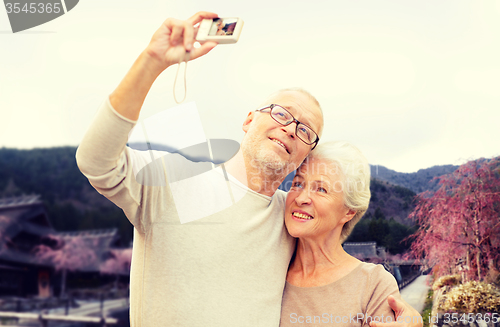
144 11 219 72
110 11 219 121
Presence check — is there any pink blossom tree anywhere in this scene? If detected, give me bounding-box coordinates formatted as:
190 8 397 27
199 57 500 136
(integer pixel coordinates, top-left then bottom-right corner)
34 235 98 297
408 158 500 281
100 248 132 289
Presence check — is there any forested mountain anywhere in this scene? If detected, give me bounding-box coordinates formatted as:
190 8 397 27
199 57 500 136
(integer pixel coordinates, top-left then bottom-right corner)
0 146 454 252
365 178 415 225
346 178 418 254
370 164 459 193
0 147 133 244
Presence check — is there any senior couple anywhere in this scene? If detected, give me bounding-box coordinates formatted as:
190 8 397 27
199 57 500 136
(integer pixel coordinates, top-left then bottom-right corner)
76 11 422 327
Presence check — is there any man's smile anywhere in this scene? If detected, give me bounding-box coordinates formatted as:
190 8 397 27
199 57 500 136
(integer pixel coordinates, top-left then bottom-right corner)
269 138 290 154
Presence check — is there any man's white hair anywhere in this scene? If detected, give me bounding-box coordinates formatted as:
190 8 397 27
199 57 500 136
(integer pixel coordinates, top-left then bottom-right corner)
264 87 324 138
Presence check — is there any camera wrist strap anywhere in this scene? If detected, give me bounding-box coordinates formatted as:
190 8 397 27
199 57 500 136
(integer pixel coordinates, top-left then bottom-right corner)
173 52 190 104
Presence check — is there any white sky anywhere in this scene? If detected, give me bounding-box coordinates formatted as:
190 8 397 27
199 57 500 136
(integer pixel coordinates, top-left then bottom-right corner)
1 0 499 173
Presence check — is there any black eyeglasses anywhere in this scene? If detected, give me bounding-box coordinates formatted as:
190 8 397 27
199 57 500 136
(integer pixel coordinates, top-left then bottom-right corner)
256 104 320 149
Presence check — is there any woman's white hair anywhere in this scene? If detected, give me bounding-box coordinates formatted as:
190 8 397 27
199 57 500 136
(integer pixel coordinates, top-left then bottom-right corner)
306 141 371 243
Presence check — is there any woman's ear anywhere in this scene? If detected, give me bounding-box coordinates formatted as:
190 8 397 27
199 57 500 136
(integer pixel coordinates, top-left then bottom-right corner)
341 209 357 224
242 112 254 133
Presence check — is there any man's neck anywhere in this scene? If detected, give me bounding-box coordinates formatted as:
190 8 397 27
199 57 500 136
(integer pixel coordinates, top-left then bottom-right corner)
224 150 289 197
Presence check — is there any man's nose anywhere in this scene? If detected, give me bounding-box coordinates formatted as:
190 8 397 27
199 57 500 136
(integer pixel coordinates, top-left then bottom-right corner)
281 122 296 139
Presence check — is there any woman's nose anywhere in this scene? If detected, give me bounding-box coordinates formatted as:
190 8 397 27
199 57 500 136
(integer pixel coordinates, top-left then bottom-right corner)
295 189 311 205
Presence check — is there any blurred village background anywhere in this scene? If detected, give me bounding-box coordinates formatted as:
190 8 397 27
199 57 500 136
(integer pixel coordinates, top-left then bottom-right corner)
0 147 499 326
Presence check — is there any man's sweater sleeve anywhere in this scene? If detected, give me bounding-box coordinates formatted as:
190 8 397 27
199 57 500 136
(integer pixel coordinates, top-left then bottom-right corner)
75 97 146 233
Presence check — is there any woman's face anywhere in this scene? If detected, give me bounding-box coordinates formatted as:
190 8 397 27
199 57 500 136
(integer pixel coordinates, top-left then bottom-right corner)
284 158 355 240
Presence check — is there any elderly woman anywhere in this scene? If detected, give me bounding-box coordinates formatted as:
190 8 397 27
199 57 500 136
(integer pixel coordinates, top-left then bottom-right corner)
281 141 400 327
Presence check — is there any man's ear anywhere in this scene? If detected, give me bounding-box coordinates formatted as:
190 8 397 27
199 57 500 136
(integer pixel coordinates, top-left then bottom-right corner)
242 112 254 133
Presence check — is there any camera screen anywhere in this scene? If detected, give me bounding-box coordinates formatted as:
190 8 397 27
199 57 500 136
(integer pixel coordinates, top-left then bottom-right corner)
208 18 238 36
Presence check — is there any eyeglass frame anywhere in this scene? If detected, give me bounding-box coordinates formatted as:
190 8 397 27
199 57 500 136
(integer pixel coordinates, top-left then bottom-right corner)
256 104 320 150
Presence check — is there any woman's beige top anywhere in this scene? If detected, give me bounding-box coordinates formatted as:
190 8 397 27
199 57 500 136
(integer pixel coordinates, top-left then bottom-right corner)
280 262 400 327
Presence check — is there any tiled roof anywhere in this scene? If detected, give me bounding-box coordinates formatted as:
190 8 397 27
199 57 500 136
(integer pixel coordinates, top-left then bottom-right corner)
343 242 378 258
0 196 121 272
0 195 41 209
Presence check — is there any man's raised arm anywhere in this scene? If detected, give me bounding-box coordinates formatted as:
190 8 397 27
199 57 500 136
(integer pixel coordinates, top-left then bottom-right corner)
109 11 219 121
75 12 219 231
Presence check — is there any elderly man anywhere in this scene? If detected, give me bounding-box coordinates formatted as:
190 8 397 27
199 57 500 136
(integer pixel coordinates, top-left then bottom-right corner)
76 11 421 327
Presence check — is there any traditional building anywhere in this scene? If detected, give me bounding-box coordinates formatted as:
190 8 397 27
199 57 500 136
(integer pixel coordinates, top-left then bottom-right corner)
342 242 387 261
0 195 123 298
0 195 54 297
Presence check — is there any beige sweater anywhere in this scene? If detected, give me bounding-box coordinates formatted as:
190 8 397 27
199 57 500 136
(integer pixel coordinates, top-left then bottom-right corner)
280 262 400 327
76 98 295 326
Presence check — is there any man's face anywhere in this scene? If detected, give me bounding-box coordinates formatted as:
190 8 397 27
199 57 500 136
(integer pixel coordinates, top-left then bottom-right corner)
241 91 323 175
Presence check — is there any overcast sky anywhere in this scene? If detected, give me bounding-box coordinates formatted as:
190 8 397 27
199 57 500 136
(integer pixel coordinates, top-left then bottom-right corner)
1 0 499 173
